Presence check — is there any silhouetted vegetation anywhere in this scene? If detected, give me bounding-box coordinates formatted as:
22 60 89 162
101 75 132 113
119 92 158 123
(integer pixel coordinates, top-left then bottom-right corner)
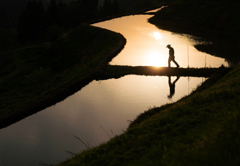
148 0 240 64
150 0 240 40
18 0 46 42
15 0 101 42
16 0 120 43
1 0 172 44
119 0 174 13
0 7 10 29
102 0 120 16
1 0 173 31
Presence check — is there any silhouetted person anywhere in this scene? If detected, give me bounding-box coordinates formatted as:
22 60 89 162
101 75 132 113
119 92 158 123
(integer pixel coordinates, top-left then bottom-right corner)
168 76 180 99
167 44 180 68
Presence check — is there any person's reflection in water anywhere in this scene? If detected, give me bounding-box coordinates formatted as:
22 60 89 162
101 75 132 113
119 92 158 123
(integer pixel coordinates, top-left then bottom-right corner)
168 76 180 99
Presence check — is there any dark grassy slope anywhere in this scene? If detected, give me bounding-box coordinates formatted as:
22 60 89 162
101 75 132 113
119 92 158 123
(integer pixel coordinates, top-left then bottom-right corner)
0 24 126 128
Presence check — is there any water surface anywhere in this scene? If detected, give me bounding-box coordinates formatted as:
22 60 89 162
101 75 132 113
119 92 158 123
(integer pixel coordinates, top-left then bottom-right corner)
0 13 227 166
0 76 204 166
93 15 227 68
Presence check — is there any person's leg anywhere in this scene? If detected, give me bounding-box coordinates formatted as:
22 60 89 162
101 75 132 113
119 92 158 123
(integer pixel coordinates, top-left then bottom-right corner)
168 58 171 67
172 59 179 68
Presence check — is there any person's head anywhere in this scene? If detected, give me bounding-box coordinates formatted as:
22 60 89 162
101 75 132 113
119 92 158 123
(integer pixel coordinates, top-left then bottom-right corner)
167 44 171 49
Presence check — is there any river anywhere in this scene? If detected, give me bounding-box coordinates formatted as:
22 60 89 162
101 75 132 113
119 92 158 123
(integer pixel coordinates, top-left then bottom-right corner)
0 12 227 166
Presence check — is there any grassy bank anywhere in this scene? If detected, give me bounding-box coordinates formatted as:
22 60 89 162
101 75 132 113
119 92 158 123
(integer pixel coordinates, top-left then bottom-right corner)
0 24 126 128
56 62 240 166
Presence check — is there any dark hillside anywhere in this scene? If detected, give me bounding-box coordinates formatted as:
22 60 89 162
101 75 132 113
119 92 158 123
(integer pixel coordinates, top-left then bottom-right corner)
149 0 240 64
0 0 72 28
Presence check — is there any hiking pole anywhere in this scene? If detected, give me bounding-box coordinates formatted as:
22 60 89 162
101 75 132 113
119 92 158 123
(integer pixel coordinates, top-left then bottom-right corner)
205 54 207 68
187 45 189 68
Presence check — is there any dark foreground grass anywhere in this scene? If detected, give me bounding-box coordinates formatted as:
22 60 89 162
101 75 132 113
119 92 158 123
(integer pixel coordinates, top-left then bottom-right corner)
0 24 125 127
56 62 240 166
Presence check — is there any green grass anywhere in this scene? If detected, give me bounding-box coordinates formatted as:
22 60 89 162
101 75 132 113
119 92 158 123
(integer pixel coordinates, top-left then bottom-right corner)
56 61 240 166
0 24 124 118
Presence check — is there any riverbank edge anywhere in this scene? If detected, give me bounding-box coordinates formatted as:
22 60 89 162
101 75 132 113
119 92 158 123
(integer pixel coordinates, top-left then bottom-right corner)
0 30 126 129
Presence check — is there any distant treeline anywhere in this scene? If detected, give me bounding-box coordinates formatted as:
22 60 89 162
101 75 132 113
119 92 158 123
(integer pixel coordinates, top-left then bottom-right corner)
0 0 174 43
0 7 10 29
0 0 173 29
17 0 121 42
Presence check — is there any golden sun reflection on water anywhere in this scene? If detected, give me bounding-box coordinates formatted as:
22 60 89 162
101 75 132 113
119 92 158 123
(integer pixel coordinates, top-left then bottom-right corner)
149 31 163 41
144 51 166 67
93 14 227 68
146 31 167 67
